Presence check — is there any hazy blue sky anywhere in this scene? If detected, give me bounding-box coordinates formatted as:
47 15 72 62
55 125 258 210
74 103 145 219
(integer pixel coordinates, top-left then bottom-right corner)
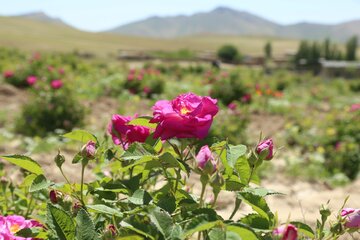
1 0 360 32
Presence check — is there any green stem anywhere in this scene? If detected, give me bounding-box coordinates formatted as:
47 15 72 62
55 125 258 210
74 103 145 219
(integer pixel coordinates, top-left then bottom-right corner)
80 163 86 205
174 168 181 193
2 188 8 213
211 192 219 208
25 194 34 218
199 182 207 207
247 166 255 185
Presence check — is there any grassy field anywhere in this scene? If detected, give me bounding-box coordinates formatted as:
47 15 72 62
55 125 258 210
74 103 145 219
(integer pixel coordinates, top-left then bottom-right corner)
0 16 301 57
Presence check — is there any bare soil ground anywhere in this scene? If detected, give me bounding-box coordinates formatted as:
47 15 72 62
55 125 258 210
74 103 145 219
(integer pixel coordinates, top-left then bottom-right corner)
0 83 359 235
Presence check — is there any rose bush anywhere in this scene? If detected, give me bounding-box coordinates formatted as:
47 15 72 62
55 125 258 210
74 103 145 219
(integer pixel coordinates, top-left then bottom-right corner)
0 92 358 239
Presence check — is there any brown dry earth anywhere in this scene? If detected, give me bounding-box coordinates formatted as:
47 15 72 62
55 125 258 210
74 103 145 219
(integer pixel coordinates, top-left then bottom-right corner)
0 84 359 238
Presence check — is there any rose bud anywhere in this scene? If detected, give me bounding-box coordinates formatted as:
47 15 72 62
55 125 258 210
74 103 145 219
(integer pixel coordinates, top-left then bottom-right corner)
342 208 360 228
256 138 274 161
273 224 298 240
196 145 217 173
108 224 117 236
49 190 58 204
81 140 96 159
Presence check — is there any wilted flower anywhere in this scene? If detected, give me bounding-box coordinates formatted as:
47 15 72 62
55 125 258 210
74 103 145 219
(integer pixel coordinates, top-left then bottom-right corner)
26 76 37 86
0 215 42 240
273 224 298 240
51 79 63 89
196 145 216 172
49 190 58 204
342 208 360 228
256 138 274 160
150 92 219 140
81 140 96 159
108 114 151 150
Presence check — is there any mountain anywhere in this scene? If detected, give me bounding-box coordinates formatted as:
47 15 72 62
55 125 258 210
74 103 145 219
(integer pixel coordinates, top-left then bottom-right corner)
109 6 360 41
17 11 68 26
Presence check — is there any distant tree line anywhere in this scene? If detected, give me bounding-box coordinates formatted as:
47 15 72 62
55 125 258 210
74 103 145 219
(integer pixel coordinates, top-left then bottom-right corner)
294 36 358 73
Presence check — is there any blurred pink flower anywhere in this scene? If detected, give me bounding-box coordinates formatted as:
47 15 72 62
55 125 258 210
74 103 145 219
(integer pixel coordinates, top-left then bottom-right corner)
51 79 63 89
143 86 151 94
0 215 42 240
58 68 65 75
342 208 360 228
47 66 54 72
127 74 135 81
241 93 252 103
227 102 237 110
3 70 14 78
26 76 37 86
350 103 360 112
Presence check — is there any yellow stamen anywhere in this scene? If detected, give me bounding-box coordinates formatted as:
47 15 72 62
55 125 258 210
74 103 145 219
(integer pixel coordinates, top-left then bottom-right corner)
10 224 20 233
180 107 191 115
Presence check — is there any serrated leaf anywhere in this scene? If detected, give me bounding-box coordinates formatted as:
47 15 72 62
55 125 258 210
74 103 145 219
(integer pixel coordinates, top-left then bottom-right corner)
29 174 51 192
121 143 154 161
240 213 269 229
1 155 44 175
290 221 315 238
226 224 258 240
149 207 182 240
209 228 226 240
15 227 42 238
87 204 123 218
47 204 76 240
242 187 283 197
237 192 273 221
62 130 97 143
129 189 152 205
227 145 247 168
76 209 99 240
234 156 251 184
128 116 157 129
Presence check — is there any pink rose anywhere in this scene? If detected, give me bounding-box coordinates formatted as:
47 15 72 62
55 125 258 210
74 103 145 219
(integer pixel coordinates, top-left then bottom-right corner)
81 140 96 159
143 86 151 94
273 224 298 240
256 138 274 160
51 79 63 89
0 215 42 240
108 114 151 149
150 93 219 140
3 70 14 79
196 145 216 172
342 208 360 228
127 74 135 81
26 76 37 86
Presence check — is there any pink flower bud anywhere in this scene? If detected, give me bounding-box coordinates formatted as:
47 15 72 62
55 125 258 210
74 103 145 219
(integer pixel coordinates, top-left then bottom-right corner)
227 102 237 111
342 208 360 228
51 79 63 89
49 190 58 204
273 224 298 240
81 140 96 159
256 138 274 161
3 70 14 78
196 145 216 172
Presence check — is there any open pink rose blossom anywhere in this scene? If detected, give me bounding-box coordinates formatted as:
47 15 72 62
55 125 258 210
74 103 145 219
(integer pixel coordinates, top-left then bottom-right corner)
108 114 151 149
341 208 360 228
0 215 42 240
150 92 218 140
273 224 298 240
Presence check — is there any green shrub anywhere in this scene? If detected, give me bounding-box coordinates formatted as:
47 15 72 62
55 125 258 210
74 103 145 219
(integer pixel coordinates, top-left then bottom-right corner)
217 44 239 63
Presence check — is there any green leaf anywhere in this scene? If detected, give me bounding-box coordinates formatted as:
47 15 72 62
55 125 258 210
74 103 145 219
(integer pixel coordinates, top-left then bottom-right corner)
157 195 176 214
234 156 251 184
290 221 315 238
149 207 182 240
29 174 51 192
237 192 273 221
76 209 99 240
182 218 223 239
121 143 154 161
242 187 283 197
227 145 247 168
226 224 258 240
62 130 97 143
209 228 226 240
1 155 44 175
16 227 42 238
87 204 123 218
47 204 76 240
129 189 152 205
240 213 269 229
128 116 157 129
72 153 83 164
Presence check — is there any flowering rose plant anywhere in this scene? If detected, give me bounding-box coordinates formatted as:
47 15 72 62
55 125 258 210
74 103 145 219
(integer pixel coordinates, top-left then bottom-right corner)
0 92 358 239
